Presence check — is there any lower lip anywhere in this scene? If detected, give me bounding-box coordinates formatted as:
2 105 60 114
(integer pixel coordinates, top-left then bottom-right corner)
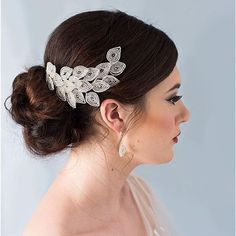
173 137 178 143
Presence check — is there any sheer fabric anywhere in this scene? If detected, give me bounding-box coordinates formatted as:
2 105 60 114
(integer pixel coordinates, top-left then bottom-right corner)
127 174 177 236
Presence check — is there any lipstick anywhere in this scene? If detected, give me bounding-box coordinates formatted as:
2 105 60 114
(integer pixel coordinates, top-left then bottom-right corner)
173 137 178 143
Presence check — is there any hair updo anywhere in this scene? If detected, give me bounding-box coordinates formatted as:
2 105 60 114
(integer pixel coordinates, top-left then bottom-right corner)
4 9 178 157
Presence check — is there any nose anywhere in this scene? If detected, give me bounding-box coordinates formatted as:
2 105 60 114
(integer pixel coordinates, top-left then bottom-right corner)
179 102 191 123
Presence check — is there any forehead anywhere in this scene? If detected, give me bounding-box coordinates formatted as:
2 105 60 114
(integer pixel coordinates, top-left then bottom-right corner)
161 66 180 88
154 66 181 93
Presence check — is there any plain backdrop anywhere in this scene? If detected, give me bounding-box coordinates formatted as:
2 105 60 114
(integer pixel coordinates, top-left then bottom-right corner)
1 0 235 236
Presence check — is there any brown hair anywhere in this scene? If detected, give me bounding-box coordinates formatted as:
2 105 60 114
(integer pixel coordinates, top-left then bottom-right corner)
4 9 178 157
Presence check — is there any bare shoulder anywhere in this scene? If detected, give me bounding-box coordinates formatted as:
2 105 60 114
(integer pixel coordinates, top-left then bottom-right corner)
21 184 75 236
21 199 66 236
21 175 144 236
22 220 107 236
21 192 121 236
22 212 123 236
22 223 60 236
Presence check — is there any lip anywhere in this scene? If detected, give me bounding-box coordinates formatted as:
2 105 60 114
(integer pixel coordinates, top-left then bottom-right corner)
173 131 181 139
173 137 178 143
172 131 181 143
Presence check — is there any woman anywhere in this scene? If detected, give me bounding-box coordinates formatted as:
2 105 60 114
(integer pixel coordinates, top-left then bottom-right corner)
5 9 190 236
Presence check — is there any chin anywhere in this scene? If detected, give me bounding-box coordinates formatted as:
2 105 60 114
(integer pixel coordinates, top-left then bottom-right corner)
149 158 173 165
145 153 174 164
160 155 173 164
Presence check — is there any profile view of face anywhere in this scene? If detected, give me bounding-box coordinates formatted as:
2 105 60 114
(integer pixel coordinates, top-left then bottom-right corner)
126 66 191 164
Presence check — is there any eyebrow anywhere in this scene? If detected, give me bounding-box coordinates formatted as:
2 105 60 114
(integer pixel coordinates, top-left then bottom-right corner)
166 83 181 93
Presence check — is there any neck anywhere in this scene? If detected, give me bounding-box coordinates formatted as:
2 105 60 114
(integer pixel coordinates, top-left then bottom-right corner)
53 139 139 222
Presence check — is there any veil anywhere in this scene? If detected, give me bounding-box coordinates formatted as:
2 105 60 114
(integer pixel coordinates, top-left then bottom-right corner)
127 174 179 236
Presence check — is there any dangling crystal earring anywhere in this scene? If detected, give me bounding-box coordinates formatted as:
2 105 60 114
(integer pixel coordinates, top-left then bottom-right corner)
118 131 126 157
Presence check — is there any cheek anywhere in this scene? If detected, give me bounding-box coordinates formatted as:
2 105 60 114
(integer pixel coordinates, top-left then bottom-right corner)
130 113 174 163
143 111 174 142
130 109 173 148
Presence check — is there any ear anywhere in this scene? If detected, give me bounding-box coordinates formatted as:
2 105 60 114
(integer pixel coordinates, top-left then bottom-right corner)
99 99 131 134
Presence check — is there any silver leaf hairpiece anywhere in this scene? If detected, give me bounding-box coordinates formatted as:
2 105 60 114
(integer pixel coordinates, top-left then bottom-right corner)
45 46 126 108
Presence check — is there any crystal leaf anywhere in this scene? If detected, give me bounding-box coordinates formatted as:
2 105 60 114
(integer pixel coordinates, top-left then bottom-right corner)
63 80 76 93
76 80 93 93
56 86 66 101
73 65 88 79
46 74 55 90
102 75 120 87
95 62 111 78
72 89 86 104
66 91 76 108
86 91 100 107
46 62 56 78
60 66 73 80
83 67 100 82
52 73 64 87
92 80 110 93
68 75 82 84
110 62 126 76
106 46 121 64
73 79 83 89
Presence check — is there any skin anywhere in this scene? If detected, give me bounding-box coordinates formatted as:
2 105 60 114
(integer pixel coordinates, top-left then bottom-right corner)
22 66 190 235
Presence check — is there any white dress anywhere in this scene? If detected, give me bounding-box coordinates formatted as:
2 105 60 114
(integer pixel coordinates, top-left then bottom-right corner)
127 174 177 236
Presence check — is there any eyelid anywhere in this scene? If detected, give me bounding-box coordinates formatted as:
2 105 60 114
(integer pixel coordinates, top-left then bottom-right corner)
167 95 183 105
167 92 179 99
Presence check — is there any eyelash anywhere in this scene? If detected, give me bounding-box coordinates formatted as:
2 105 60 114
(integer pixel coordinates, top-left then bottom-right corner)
167 95 183 105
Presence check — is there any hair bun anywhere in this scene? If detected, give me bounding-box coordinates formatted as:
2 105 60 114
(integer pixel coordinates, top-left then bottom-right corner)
5 65 82 156
9 65 46 126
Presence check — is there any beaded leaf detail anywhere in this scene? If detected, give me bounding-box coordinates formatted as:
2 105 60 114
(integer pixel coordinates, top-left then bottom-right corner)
92 80 110 93
52 73 64 87
110 62 126 76
60 66 73 80
101 75 120 87
106 46 121 63
95 62 112 78
46 62 56 78
45 46 126 108
73 65 88 79
86 91 100 107
46 74 54 90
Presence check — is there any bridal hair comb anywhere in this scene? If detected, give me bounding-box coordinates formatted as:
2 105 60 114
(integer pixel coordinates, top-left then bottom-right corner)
45 46 126 108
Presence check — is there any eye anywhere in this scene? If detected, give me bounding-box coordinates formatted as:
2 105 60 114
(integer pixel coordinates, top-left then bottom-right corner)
167 95 183 105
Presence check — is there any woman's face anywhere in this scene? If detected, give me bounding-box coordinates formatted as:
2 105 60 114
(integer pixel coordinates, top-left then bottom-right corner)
127 66 191 164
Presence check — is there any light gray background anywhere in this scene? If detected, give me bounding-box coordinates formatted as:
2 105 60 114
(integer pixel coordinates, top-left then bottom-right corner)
1 0 235 236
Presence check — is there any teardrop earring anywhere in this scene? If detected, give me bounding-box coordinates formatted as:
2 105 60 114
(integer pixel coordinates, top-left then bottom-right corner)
118 131 126 157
